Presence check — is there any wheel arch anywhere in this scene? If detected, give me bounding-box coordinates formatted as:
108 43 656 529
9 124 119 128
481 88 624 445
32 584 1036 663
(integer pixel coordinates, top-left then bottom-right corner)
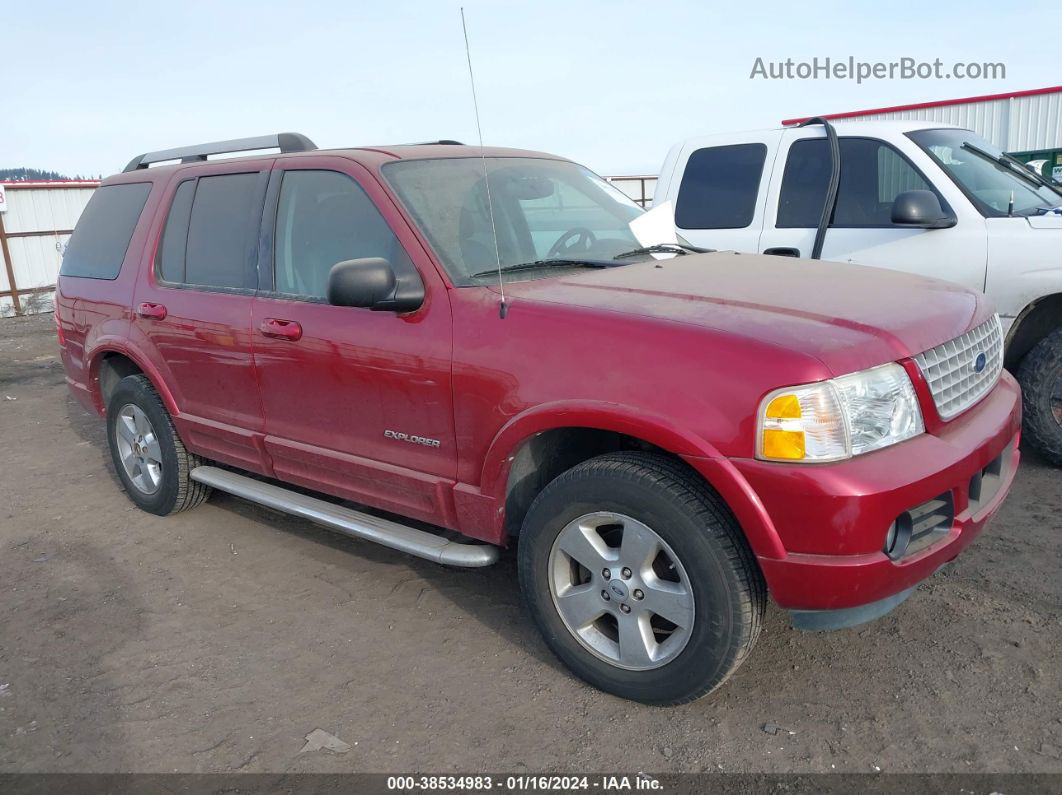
87 343 178 417
479 402 784 560
1004 293 1062 370
501 426 676 537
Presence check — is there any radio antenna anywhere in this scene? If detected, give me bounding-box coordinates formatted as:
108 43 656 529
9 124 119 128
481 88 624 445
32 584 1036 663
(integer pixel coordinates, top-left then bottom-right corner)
460 7 507 319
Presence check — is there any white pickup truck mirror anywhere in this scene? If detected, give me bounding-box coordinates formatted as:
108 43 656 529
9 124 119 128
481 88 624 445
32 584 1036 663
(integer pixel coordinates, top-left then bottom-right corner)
891 190 957 230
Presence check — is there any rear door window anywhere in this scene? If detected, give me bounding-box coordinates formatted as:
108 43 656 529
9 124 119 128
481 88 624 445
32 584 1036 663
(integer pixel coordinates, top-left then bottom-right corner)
61 183 152 279
185 174 261 289
777 138 937 227
675 144 767 229
156 173 263 289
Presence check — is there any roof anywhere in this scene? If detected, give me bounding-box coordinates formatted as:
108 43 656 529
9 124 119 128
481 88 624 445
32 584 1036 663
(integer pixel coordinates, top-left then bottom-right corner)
668 120 964 154
779 119 963 134
782 85 1062 126
345 144 561 160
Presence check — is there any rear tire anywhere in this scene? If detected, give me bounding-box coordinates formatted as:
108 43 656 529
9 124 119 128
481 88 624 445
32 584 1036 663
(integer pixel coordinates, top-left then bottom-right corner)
1017 328 1062 466
106 374 212 515
517 452 765 705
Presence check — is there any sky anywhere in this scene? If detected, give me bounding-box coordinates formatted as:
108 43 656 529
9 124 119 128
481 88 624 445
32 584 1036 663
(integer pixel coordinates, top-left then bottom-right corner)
5 0 1057 178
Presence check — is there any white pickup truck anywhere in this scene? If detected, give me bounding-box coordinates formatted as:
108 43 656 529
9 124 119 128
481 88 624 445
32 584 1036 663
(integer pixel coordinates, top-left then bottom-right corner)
655 120 1062 465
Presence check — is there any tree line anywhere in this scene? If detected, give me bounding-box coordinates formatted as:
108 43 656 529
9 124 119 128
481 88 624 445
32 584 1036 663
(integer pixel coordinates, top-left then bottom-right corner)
0 168 101 181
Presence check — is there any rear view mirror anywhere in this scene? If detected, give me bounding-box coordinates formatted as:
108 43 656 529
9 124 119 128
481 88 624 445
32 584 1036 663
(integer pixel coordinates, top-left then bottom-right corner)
892 190 956 229
501 175 555 200
327 258 424 313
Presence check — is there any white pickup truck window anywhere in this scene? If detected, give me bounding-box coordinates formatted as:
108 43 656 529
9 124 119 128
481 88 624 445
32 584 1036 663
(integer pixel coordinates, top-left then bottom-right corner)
674 144 767 230
778 138 936 228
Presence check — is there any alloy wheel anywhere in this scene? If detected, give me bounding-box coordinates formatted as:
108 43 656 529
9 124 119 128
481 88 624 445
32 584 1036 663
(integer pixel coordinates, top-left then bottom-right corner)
548 511 695 671
114 404 163 495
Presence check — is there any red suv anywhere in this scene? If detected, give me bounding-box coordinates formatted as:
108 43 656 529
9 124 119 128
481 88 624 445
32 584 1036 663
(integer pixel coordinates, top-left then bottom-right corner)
57 133 1020 704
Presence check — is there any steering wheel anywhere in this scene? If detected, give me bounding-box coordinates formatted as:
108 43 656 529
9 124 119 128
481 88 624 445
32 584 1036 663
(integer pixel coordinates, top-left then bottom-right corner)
547 227 596 258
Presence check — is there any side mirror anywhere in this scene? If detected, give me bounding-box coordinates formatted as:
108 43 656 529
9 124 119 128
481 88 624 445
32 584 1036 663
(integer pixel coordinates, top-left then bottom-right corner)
327 258 424 313
891 190 956 229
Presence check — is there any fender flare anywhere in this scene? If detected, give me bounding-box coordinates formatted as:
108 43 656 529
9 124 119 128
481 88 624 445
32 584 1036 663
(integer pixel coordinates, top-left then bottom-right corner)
1003 292 1062 369
85 337 179 417
479 401 714 499
476 401 786 559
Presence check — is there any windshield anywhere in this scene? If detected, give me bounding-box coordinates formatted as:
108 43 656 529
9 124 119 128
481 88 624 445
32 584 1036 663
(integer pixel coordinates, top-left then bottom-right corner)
908 128 1062 216
383 157 645 283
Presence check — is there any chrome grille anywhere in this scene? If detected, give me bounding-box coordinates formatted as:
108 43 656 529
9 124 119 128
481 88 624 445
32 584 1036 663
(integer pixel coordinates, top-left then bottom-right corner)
914 315 1003 420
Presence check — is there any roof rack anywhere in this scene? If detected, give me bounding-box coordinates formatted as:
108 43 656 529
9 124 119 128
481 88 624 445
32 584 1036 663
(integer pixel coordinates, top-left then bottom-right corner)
123 132 317 173
403 140 465 146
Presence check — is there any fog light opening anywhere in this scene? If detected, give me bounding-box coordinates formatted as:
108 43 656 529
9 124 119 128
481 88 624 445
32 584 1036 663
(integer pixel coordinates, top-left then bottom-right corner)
885 512 913 561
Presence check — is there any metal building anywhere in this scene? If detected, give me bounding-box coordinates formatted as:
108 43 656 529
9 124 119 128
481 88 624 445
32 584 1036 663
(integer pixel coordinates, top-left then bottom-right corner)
782 85 1062 180
0 181 99 316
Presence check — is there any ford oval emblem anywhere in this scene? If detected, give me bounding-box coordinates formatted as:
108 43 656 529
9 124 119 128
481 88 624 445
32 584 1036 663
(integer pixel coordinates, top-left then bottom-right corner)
974 352 987 373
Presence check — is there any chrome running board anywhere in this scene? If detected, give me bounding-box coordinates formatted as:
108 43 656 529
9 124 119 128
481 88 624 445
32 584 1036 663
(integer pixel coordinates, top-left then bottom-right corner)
190 466 499 568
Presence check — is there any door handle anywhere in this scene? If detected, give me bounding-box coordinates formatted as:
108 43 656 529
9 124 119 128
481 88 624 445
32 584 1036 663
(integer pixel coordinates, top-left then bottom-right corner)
259 318 303 341
762 247 801 258
136 302 167 320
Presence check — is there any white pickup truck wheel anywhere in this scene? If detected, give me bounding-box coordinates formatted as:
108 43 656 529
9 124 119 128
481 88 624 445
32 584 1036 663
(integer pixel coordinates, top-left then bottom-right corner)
1018 328 1062 466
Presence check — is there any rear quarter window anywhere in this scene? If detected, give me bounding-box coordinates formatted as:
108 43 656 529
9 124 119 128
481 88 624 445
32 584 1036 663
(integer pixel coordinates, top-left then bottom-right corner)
60 183 152 279
157 180 196 283
675 144 767 229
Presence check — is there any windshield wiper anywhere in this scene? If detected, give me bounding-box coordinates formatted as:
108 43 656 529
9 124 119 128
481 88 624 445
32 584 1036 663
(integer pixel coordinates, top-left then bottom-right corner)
613 243 714 259
961 142 1055 192
1001 153 1061 194
469 258 622 278
469 244 716 277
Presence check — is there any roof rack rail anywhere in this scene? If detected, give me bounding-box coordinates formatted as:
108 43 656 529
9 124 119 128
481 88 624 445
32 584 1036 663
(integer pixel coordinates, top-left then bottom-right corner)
123 132 317 173
403 139 465 146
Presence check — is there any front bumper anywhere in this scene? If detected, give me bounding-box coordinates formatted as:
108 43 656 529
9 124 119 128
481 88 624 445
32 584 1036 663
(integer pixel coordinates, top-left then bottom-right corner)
730 371 1021 618
787 580 925 630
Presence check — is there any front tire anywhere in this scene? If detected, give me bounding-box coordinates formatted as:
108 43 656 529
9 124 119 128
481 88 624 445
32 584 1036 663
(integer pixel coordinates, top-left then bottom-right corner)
517 452 765 705
1017 328 1062 466
106 374 211 515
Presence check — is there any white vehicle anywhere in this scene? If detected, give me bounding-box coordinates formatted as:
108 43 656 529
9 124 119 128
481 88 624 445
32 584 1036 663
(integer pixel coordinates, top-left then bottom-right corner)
655 120 1062 465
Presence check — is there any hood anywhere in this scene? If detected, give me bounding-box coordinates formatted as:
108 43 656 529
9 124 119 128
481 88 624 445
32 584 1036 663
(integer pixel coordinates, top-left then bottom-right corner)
502 252 987 376
1026 213 1062 230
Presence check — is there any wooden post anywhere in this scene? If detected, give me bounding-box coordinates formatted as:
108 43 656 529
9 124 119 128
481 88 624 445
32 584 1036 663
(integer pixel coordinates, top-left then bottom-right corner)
0 210 21 316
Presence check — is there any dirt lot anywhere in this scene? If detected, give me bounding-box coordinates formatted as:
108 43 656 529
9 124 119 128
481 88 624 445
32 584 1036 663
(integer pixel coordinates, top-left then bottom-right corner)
0 312 1059 775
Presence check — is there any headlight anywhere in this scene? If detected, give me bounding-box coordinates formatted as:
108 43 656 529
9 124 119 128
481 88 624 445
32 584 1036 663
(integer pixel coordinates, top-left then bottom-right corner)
757 363 924 462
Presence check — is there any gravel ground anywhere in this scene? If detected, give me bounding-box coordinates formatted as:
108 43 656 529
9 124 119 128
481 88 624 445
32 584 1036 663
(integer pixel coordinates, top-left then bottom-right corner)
0 312 1059 774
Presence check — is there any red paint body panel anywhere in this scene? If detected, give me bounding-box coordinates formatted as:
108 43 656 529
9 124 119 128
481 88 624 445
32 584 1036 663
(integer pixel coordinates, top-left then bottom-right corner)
498 254 988 382
131 163 270 474
135 287 264 471
57 172 163 415
735 373 1020 556
732 374 1021 609
248 155 459 526
56 144 1021 616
